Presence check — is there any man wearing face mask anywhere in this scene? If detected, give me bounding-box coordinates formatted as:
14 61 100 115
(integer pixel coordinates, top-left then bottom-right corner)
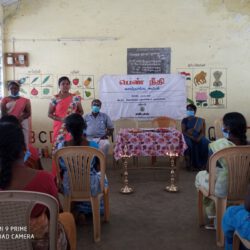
181 103 209 171
1 81 31 148
84 99 114 155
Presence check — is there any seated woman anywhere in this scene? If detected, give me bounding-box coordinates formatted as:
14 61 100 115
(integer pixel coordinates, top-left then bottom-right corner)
0 115 42 170
56 113 108 218
181 103 210 170
0 122 76 250
195 112 247 226
222 185 250 250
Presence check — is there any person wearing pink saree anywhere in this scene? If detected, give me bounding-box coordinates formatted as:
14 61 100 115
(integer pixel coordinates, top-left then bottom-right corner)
1 81 31 148
48 76 83 176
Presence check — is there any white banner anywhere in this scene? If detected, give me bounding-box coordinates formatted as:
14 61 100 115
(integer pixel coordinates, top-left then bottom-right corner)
99 74 186 121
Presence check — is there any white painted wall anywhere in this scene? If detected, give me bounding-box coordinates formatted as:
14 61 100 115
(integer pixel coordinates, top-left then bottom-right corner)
2 0 250 149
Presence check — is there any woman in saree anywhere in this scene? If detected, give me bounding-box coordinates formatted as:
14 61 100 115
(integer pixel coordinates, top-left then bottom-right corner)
195 112 247 228
48 76 83 176
181 103 210 170
1 80 31 148
0 122 77 250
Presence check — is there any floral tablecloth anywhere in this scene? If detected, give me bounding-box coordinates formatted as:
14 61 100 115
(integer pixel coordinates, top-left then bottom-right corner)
114 128 187 160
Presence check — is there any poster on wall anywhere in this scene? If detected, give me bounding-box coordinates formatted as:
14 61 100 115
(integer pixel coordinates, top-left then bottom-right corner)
127 48 171 75
99 74 186 121
17 74 95 100
56 75 95 100
18 74 55 99
177 68 227 108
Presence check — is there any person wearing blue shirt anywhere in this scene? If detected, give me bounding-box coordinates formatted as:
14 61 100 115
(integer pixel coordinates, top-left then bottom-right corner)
84 99 114 155
223 185 250 250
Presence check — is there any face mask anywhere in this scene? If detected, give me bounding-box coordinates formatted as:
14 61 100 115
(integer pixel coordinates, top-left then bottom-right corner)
221 127 229 139
186 110 195 117
9 92 20 98
92 105 100 113
24 150 31 162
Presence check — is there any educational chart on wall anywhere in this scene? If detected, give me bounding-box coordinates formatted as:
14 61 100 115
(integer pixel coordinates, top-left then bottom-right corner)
177 68 227 108
127 48 171 75
17 74 95 100
99 74 186 121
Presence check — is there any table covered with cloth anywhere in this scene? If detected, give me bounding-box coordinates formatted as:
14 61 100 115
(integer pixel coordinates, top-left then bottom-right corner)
114 127 187 160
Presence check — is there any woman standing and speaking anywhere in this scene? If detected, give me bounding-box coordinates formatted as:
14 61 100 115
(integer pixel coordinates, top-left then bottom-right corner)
48 76 83 176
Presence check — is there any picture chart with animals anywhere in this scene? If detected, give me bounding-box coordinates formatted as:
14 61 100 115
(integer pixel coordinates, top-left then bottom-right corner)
177 68 227 109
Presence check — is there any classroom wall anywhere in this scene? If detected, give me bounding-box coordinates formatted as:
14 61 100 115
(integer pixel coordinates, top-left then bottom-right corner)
1 0 250 149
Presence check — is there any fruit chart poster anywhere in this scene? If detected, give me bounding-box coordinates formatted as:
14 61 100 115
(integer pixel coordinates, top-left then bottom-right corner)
17 74 95 100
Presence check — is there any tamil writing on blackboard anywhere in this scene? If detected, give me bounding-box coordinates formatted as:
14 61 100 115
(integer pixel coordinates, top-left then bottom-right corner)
127 48 171 75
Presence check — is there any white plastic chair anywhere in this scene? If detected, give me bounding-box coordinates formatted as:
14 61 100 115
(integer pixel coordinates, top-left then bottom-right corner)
233 231 250 250
0 190 58 250
54 146 109 242
198 146 250 247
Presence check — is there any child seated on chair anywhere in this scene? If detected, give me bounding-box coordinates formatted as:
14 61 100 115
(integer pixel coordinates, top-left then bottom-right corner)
222 185 250 250
56 113 108 219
